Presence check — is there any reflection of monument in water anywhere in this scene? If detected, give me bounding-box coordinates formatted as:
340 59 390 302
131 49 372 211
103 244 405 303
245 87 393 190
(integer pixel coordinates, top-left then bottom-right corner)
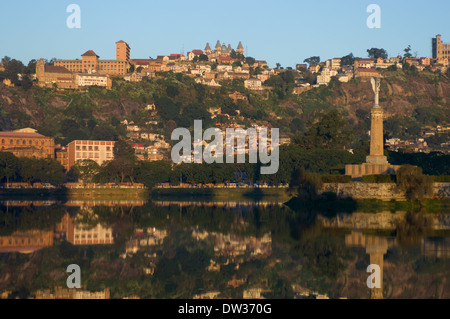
345 231 396 299
345 77 400 178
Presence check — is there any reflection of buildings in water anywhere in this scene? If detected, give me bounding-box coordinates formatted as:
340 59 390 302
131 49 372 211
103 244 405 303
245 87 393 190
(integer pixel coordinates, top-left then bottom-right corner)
153 200 286 209
422 237 450 258
34 286 110 299
243 287 271 299
192 227 272 268
319 211 406 230
122 227 168 258
345 231 396 299
0 200 58 207
64 199 146 207
193 291 221 299
319 211 450 231
0 230 53 253
57 213 113 245
0 200 146 208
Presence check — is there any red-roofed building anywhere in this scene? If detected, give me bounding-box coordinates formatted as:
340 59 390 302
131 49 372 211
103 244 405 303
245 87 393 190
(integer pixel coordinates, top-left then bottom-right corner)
54 41 129 77
0 128 55 159
187 50 204 61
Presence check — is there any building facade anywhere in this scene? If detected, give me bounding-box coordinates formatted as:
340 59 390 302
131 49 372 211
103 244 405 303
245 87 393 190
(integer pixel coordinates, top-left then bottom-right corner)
67 140 115 169
54 41 130 76
0 128 55 159
36 59 76 89
76 72 112 89
432 34 450 62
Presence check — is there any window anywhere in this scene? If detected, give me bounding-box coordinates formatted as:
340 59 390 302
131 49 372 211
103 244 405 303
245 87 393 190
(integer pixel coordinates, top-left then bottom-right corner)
76 146 80 150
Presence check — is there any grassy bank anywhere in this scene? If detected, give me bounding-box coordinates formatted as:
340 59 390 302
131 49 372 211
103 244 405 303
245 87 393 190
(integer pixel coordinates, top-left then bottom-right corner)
151 187 292 201
0 187 149 201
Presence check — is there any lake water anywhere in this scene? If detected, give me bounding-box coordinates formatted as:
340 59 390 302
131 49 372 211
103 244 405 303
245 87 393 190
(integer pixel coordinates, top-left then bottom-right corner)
0 198 449 299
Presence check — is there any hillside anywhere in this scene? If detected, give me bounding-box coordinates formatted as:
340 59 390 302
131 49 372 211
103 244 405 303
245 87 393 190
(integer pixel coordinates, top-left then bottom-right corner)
0 69 449 147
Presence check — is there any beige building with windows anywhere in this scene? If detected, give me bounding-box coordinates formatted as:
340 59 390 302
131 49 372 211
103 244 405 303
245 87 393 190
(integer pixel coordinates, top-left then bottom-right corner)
76 72 112 89
67 140 115 169
54 41 130 76
432 34 450 62
0 128 55 159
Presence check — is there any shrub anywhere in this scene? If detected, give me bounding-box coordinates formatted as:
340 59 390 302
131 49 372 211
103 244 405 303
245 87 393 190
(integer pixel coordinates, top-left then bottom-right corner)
362 174 396 183
396 165 433 201
321 175 352 183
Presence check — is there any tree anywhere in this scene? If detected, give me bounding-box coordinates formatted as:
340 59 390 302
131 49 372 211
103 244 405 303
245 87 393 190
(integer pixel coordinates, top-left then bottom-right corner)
403 45 412 58
198 54 209 62
340 53 355 66
303 56 320 66
396 165 433 201
245 56 256 66
0 152 19 183
294 109 353 150
367 48 388 60
291 167 323 200
108 139 138 183
73 159 100 183
91 124 120 141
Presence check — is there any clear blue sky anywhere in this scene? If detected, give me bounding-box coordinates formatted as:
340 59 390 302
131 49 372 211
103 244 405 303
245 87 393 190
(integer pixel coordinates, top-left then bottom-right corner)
1 0 449 68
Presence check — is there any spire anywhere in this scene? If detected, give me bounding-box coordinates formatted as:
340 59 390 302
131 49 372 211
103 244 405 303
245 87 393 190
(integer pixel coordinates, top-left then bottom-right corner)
205 42 211 51
215 40 221 48
237 41 243 50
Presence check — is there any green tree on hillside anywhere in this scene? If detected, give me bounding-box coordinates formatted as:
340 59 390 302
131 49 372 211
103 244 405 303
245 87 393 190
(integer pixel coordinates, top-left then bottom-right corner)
367 48 388 59
303 56 320 66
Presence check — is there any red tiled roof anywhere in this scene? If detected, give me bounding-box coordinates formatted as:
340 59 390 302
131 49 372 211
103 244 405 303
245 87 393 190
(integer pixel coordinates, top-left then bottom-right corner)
131 143 144 148
81 50 99 57
130 59 152 65
44 65 72 74
0 131 47 138
191 50 203 55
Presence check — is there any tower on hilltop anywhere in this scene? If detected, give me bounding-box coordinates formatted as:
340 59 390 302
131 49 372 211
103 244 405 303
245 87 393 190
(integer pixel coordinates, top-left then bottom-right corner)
237 41 244 55
116 40 130 61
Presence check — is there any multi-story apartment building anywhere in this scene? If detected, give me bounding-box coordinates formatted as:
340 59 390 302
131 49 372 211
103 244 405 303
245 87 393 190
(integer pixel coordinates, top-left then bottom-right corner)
0 128 55 159
67 140 115 169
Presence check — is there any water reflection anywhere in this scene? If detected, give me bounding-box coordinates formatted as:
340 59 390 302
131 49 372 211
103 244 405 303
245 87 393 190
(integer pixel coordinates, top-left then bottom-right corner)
0 199 449 299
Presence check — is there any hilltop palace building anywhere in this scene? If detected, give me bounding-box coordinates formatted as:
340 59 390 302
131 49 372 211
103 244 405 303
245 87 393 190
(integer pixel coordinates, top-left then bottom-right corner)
432 34 450 62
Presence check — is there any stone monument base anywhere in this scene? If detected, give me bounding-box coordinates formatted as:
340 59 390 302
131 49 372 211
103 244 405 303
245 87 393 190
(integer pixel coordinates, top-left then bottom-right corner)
345 163 400 178
366 155 388 164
